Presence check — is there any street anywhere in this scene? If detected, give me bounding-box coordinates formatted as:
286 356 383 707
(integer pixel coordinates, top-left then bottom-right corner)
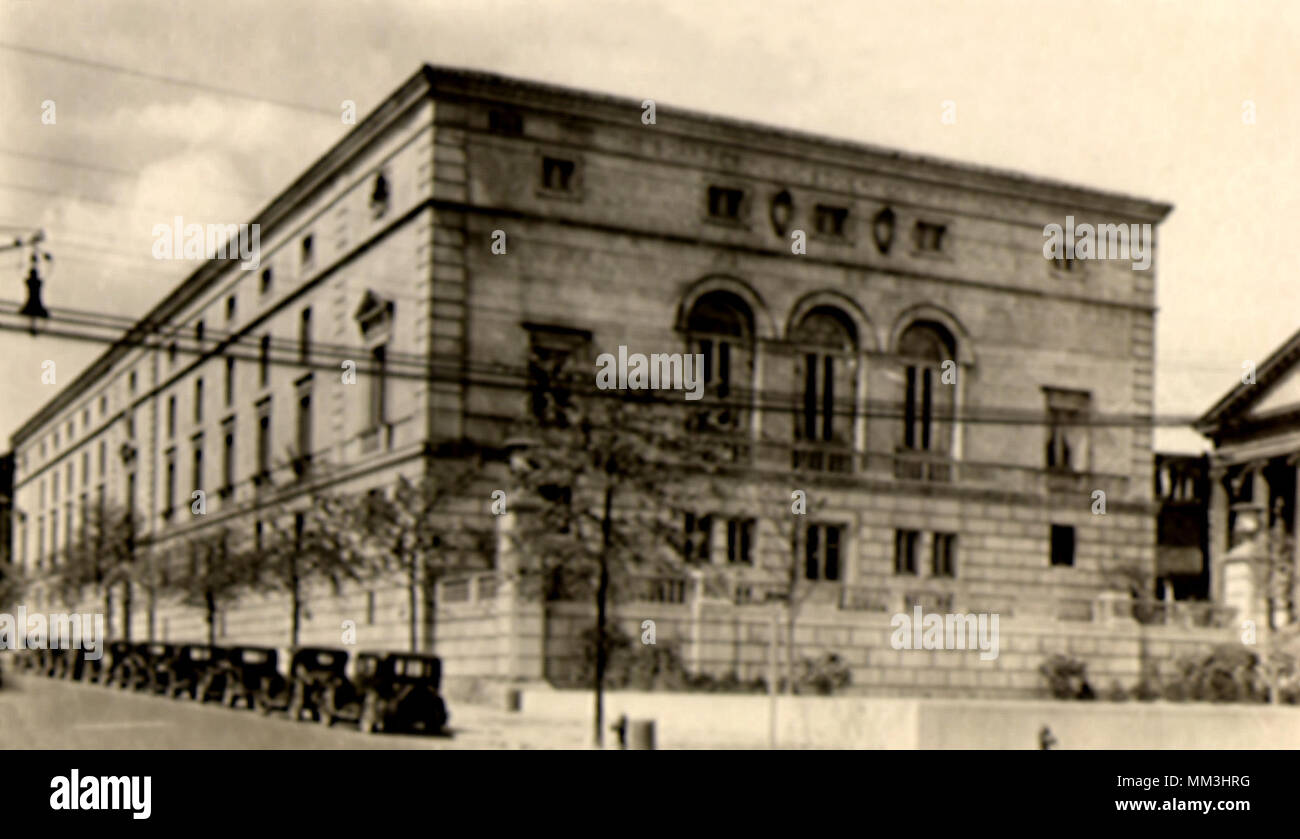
0 673 590 749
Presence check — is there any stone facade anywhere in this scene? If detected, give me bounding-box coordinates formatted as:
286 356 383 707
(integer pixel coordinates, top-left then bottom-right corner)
7 65 1203 696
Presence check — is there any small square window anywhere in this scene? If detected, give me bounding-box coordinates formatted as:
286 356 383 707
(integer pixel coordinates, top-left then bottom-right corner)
707 186 744 221
488 108 523 136
1050 524 1075 567
914 221 947 252
814 204 849 238
541 157 576 192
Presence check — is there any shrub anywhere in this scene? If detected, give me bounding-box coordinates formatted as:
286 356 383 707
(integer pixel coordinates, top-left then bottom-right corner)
1040 654 1094 700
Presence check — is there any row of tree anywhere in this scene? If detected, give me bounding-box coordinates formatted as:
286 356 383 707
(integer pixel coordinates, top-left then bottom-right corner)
2 462 493 652
0 385 836 746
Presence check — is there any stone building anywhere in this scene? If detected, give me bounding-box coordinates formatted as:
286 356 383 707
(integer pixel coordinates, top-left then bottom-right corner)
1195 331 1300 631
9 65 1229 696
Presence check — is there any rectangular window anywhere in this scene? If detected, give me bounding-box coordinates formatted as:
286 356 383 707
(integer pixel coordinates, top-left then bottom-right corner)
128 370 137 394
168 342 178 366
369 345 388 427
256 398 272 479
81 451 89 486
194 377 204 423
226 294 237 322
300 235 314 268
525 325 591 427
221 417 235 492
167 395 176 438
803 523 842 581
99 395 107 416
1045 388 1091 472
1050 524 1075 567
683 513 712 563
299 307 312 364
726 517 755 565
260 335 271 386
195 319 205 347
164 448 176 513
541 156 576 192
50 510 58 560
98 441 106 476
932 532 957 578
903 366 936 451
225 357 235 406
914 221 947 252
296 377 312 470
192 435 204 495
707 186 744 220
260 268 272 295
814 204 849 237
894 529 920 575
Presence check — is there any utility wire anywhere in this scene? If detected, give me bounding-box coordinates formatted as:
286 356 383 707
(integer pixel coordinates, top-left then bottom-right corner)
0 42 339 117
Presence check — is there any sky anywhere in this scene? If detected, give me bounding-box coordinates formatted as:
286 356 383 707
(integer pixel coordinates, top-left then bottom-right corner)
2 0 1297 452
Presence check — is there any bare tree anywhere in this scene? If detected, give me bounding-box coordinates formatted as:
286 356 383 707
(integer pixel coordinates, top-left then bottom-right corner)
314 461 493 653
159 526 255 646
239 494 366 647
55 501 139 635
508 390 724 746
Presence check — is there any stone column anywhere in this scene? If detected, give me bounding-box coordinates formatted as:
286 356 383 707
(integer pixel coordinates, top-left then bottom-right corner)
1207 461 1230 606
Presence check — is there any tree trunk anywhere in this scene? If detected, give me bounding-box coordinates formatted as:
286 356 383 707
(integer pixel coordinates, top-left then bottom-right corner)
205 590 217 646
785 605 797 695
290 579 301 648
408 562 419 653
594 483 614 748
424 570 438 655
121 581 132 642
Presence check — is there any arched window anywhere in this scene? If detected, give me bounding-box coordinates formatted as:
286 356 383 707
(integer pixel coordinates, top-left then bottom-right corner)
791 307 857 468
897 321 955 453
686 292 754 432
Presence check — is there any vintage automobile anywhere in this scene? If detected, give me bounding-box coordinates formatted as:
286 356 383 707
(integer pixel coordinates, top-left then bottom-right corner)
318 652 449 735
117 643 176 691
158 644 229 699
255 646 349 721
88 641 135 685
207 646 280 709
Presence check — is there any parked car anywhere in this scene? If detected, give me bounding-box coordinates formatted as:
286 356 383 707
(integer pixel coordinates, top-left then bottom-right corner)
211 646 280 709
318 652 449 735
159 644 229 700
89 641 135 685
256 646 350 721
118 643 176 691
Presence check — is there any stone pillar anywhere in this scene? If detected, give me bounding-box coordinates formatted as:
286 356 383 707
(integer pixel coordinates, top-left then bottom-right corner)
950 362 966 461
1207 462 1230 605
